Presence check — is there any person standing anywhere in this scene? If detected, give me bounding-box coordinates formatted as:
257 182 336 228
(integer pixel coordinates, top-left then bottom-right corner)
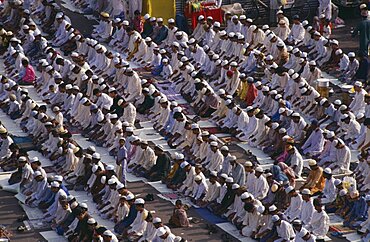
352 8 370 56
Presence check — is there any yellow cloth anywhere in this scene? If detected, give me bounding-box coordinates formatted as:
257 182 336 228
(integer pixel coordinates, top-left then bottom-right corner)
142 0 176 24
238 82 249 100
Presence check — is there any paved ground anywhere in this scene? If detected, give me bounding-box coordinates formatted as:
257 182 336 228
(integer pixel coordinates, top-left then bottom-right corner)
0 190 45 241
0 5 364 242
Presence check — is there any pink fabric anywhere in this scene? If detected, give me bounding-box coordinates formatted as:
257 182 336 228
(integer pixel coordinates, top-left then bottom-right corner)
22 65 35 83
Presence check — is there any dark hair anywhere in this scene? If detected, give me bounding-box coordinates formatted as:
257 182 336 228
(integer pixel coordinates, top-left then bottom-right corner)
93 88 101 95
21 58 29 66
365 118 370 126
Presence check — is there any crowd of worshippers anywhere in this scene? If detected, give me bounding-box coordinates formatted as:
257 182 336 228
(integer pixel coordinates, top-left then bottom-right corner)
0 0 370 241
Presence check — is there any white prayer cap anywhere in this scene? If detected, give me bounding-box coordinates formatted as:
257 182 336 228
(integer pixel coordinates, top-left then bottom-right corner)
159 49 166 54
157 227 167 237
246 18 253 23
232 184 240 190
238 34 244 40
341 114 349 121
356 113 365 120
298 228 309 238
334 99 342 105
309 60 316 66
275 94 282 100
324 167 332 174
277 9 284 14
271 122 279 129
335 49 343 55
278 128 286 134
176 153 185 160
210 141 218 147
327 131 335 139
53 106 60 112
87 218 96 224
221 60 229 66
308 159 317 166
302 20 309 26
339 104 347 111
191 123 199 129
103 230 113 237
219 30 227 36
319 98 328 105
34 171 42 177
56 12 64 19
194 175 202 182
249 25 257 31
244 161 253 167
331 39 339 45
92 153 101 159
240 192 250 200
79 203 89 211
175 31 183 36
360 3 367 9
157 18 163 22
300 87 308 94
220 174 228 179
270 62 278 68
285 186 294 193
298 58 305 64
54 175 63 182
278 108 286 114
230 61 238 67
269 90 277 95
255 81 262 87
255 166 264 173
108 178 116 185
51 181 60 188
220 146 229 151
116 183 125 190
143 13 150 20
272 215 280 222
134 198 145 205
225 177 234 183
188 38 196 45
209 171 217 177
113 17 122 23
125 193 135 200
213 21 221 28
225 99 232 105
354 81 363 87
301 188 311 195
269 205 277 211
237 15 246 20
339 189 347 197
265 55 273 61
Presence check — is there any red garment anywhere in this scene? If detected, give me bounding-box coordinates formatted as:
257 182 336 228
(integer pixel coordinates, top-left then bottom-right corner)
22 65 35 84
133 16 143 33
245 84 257 106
